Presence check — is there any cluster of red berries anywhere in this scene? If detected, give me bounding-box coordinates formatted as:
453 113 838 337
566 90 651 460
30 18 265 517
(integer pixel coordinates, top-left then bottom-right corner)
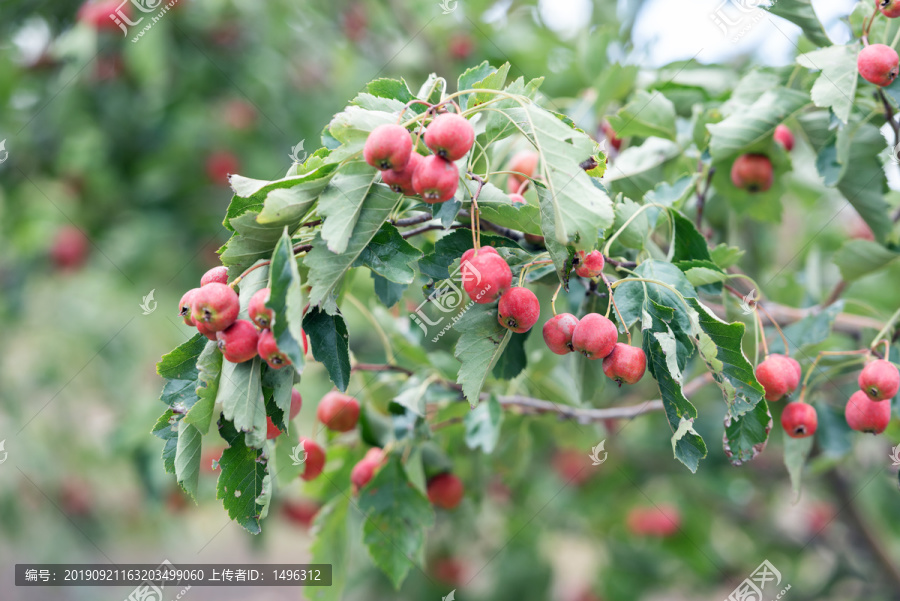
177 266 307 368
757 351 900 438
858 0 900 87
364 111 475 203
730 124 793 194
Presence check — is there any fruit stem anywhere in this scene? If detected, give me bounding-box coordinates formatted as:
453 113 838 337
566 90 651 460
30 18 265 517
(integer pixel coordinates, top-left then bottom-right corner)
881 338 891 362
757 303 790 357
518 259 553 286
798 349 871 403
862 5 880 45
602 203 672 258
602 273 630 345
467 172 486 249
550 283 562 316
395 99 433 124
755 309 770 358
870 305 900 348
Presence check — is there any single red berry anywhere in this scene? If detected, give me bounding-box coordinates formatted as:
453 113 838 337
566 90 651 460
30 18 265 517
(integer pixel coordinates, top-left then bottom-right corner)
448 32 473 59
858 43 900 86
248 287 274 329
191 282 240 332
756 354 800 401
381 152 423 195
216 319 259 363
289 389 302 420
601 121 622 151
412 155 459 203
427 473 464 510
205 151 240 186
498 287 540 333
602 343 647 386
78 0 128 32
266 416 282 439
731 154 773 193
878 0 900 18
281 499 320 529
845 390 892 434
363 123 412 171
50 226 90 271
257 329 292 370
858 358 900 401
774 124 795 151
196 321 217 341
298 437 326 481
178 288 200 326
461 252 512 304
424 113 475 162
506 151 539 193
317 391 360 432
509 192 526 205
781 401 818 438
575 250 605 278
460 245 498 265
551 449 594 486
571 313 618 359
200 266 229 286
542 313 580 355
350 448 385 493
626 505 681 537
301 328 309 356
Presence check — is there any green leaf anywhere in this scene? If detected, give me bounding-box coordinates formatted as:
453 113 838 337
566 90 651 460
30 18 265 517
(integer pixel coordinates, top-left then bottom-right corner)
767 301 844 355
796 45 859 124
319 161 383 254
678 261 728 287
465 395 503 454
215 422 270 535
220 210 291 278
305 185 399 313
767 0 832 48
372 273 407 308
502 102 615 248
229 166 336 227
353 223 424 284
262 365 295 434
492 328 529 379
266 229 308 372
184 341 222 435
607 90 677 140
671 209 712 263
833 238 898 283
152 409 179 474
784 434 814 499
723 400 772 466
471 62 511 108
326 106 396 163
685 298 765 417
156 333 206 381
468 180 542 236
457 61 498 110
394 375 431 416
834 123 891 243
358 457 435 588
307 496 351 601
217 358 266 449
454 303 512 407
604 138 681 198
174 423 202 502
304 308 352 392
709 243 745 269
708 88 810 161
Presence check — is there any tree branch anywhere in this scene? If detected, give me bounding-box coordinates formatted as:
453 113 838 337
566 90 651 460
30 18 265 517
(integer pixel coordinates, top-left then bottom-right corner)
391 213 434 227
458 210 524 241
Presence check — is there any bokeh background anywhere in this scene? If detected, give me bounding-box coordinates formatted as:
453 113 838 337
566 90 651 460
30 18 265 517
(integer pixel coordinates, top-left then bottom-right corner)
2 0 899 600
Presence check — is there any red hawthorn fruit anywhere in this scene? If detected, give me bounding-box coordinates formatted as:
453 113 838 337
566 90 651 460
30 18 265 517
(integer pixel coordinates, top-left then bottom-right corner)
317 391 360 432
845 390 892 434
50 226 90 271
509 192 526 205
542 313 580 355
424 113 475 162
350 448 385 493
506 151 539 193
382 152 424 195
571 313 618 359
498 287 541 333
602 343 647 386
78 0 127 32
216 319 259 363
461 245 498 265
551 449 594 486
412 155 459 203
298 438 326 481
196 321 218 341
289 389 303 420
781 401 818 438
432 556 466 586
755 354 801 401
178 288 200 326
574 250 605 278
281 499 320 528
427 473 464 510
774 124 795 151
191 282 240 332
461 252 512 304
858 43 900 86
879 0 900 18
363 124 412 171
731 153 773 193
857 358 900 401
248 287 274 329
205 151 240 186
448 32 474 59
201 266 229 287
626 505 681 537
601 121 622 151
266 416 282 439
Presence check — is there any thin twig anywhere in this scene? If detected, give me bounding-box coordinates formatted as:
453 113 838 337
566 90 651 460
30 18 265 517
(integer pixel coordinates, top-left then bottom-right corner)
391 213 434 227
457 210 524 240
352 363 414 376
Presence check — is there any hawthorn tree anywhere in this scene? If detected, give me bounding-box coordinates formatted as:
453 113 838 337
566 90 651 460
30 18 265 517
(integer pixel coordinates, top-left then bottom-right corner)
153 2 900 596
